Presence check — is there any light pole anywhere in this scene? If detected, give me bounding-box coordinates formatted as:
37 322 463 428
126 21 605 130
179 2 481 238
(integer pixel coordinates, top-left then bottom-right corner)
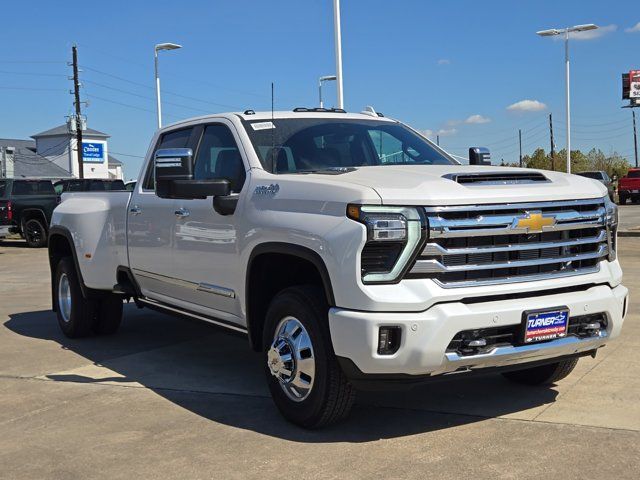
154 42 182 129
536 24 598 174
333 0 344 109
319 75 337 108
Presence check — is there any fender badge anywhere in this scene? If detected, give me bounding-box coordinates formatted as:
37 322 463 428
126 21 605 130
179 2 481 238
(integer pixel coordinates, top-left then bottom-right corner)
254 184 280 196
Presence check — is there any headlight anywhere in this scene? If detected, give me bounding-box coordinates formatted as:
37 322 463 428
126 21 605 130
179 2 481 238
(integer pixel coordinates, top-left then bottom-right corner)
604 195 618 261
347 205 425 283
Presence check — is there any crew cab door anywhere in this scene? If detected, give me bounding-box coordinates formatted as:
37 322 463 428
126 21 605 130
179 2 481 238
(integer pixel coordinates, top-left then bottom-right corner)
170 121 247 324
127 126 198 301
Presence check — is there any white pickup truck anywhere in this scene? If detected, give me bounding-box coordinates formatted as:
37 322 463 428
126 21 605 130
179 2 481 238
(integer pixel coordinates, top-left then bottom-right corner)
49 108 628 428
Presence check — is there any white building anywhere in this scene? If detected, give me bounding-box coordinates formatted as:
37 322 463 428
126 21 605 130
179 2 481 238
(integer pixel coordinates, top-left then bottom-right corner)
0 121 124 180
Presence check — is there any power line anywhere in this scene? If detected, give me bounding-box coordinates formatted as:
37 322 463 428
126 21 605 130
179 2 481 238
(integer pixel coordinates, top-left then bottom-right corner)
83 79 213 114
84 93 181 119
0 86 62 91
0 69 67 77
108 151 144 158
81 64 242 110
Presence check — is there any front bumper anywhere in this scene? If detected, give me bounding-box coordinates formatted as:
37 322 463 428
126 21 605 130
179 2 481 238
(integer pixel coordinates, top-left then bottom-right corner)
329 284 628 377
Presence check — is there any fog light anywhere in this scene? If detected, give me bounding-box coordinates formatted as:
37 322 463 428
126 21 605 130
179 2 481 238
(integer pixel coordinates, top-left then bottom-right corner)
378 326 401 355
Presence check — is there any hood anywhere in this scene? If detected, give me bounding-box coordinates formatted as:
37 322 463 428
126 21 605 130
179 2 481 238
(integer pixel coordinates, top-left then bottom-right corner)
305 165 608 205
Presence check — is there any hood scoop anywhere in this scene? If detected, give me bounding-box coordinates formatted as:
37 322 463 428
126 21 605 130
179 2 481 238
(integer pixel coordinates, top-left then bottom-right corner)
443 171 549 185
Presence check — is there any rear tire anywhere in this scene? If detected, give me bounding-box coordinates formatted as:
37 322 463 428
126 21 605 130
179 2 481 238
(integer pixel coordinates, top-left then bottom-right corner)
618 195 627 205
23 218 47 248
502 358 579 386
262 285 355 428
92 295 123 335
54 257 97 338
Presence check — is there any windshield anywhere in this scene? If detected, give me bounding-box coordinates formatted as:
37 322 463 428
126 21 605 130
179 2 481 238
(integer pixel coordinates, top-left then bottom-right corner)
241 118 453 173
627 170 640 178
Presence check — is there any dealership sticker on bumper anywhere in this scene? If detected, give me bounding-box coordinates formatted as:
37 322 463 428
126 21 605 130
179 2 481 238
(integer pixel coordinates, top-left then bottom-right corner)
524 308 569 343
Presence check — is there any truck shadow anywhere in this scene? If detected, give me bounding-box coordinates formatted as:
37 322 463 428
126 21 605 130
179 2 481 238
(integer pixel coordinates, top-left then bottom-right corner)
5 305 559 442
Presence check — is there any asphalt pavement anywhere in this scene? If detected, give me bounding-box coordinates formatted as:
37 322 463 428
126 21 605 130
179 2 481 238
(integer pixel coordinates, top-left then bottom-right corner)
0 236 638 479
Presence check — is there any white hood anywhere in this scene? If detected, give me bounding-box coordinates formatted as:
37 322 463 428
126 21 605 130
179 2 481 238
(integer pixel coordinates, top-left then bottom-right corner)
306 165 608 205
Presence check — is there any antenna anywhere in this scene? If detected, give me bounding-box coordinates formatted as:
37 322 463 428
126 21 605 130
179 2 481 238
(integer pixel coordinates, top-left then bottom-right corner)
271 82 275 173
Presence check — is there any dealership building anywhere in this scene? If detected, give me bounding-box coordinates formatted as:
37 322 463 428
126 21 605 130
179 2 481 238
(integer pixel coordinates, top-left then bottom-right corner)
0 120 123 180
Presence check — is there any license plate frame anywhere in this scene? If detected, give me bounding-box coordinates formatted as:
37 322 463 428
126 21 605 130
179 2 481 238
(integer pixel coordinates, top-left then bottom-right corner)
521 307 570 344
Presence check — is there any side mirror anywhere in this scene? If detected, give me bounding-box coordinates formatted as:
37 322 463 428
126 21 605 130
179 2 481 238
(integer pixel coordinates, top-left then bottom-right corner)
154 148 231 199
469 147 491 166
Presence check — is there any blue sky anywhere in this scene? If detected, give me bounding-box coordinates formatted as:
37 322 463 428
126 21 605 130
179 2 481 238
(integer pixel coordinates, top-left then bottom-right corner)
1 0 638 178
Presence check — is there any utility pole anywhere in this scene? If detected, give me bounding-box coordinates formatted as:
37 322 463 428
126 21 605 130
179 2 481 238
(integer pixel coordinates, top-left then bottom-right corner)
518 129 523 167
549 113 556 171
436 135 440 146
633 110 638 168
71 45 84 179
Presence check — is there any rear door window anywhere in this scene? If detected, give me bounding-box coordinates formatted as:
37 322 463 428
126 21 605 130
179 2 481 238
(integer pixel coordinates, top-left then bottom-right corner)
36 181 55 194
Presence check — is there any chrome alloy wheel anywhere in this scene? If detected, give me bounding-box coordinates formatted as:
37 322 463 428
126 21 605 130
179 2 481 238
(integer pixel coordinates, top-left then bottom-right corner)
267 316 316 402
57 273 72 323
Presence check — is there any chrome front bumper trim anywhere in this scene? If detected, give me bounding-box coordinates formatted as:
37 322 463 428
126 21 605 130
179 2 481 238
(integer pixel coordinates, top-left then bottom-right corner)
440 330 608 374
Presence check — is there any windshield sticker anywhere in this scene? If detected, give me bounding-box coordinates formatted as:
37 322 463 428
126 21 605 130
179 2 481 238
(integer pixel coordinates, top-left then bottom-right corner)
251 121 276 131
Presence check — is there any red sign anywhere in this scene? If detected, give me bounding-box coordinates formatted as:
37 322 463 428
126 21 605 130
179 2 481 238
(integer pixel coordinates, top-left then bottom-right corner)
631 70 640 99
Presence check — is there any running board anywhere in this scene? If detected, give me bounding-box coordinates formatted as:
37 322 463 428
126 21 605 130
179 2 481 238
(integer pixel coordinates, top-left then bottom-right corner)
138 297 248 334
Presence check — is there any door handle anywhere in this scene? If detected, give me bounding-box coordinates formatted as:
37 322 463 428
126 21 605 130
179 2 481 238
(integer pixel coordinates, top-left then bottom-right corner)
129 205 142 215
174 208 190 218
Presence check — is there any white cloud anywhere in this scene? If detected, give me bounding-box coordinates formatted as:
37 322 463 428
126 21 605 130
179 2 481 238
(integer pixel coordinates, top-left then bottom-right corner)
464 114 491 124
421 127 457 138
625 22 640 33
565 24 617 40
437 59 450 65
507 99 547 112
436 128 457 136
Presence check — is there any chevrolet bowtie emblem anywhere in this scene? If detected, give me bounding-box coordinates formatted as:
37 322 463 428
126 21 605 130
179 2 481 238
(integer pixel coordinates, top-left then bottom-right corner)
514 211 556 233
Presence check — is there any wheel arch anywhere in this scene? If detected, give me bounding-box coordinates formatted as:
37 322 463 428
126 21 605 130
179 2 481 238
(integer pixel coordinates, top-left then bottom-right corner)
245 242 335 351
20 208 48 228
48 225 97 310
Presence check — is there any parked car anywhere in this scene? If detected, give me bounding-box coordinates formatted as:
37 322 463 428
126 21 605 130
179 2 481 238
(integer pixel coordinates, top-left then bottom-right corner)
576 171 614 200
48 109 627 428
53 178 126 194
618 168 640 204
0 179 59 247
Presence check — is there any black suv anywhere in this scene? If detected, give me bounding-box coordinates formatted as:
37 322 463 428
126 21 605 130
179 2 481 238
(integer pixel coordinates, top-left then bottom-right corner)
0 179 59 247
53 179 126 194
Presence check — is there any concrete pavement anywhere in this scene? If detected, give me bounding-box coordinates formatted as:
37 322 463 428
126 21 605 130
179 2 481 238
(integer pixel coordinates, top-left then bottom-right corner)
0 238 638 479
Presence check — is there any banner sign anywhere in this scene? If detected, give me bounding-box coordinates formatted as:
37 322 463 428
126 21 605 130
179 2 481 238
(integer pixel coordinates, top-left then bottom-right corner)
631 70 640 99
81 142 104 163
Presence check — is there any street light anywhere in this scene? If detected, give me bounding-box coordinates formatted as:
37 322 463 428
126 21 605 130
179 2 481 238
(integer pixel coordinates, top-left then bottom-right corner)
154 42 182 129
536 24 598 174
319 75 337 108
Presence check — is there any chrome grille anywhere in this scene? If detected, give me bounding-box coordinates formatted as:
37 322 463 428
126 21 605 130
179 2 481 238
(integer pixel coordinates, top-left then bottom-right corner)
409 199 609 287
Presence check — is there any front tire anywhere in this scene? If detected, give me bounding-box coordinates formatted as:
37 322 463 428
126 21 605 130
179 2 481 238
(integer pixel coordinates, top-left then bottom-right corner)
54 257 97 338
23 218 47 248
502 358 579 385
262 285 355 428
